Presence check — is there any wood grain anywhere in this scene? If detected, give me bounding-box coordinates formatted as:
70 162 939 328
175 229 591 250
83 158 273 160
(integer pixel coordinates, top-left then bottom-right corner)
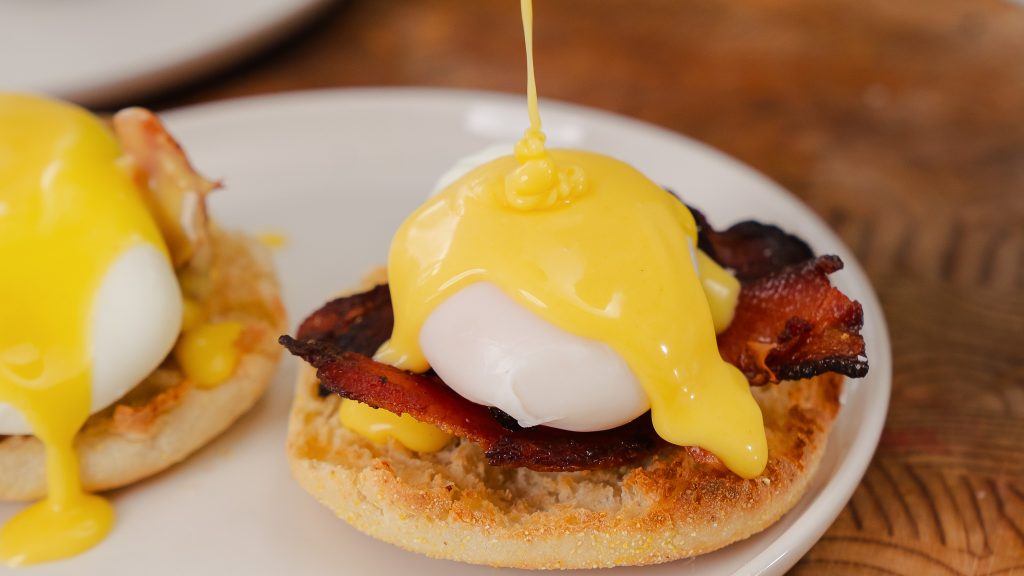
146 0 1024 573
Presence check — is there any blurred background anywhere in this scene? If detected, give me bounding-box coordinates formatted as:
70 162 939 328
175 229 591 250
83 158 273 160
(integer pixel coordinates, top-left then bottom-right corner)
2 1 1022 574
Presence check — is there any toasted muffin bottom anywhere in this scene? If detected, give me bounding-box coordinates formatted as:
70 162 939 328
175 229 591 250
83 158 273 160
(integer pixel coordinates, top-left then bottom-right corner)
286 278 843 569
0 229 286 501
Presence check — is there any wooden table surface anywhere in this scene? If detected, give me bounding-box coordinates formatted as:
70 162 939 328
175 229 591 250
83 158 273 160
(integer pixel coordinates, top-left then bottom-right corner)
143 1 1024 573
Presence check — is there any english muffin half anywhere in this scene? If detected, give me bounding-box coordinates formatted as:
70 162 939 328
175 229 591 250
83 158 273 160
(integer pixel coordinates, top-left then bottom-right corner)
283 263 851 569
288 359 841 569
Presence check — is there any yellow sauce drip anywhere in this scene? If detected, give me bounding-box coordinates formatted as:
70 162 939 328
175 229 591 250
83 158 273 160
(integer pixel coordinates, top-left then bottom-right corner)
698 250 741 333
257 231 288 250
174 322 243 389
0 93 171 565
181 298 205 332
338 399 453 453
371 0 767 478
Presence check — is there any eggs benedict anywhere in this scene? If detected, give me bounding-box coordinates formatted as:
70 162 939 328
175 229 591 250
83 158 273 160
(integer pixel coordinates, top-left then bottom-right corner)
279 0 867 568
0 94 285 566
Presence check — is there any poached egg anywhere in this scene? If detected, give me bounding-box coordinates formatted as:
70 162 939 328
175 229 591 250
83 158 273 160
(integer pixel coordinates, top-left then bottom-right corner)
0 93 182 566
420 147 739 433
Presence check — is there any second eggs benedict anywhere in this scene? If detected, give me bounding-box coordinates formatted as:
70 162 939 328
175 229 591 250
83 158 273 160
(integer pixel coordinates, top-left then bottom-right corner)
0 94 285 567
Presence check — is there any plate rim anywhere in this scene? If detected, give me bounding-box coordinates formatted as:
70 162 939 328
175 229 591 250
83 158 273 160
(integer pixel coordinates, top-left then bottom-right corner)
2 0 333 107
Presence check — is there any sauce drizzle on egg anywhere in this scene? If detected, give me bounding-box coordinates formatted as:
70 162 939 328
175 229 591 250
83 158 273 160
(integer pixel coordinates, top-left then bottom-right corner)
373 0 768 478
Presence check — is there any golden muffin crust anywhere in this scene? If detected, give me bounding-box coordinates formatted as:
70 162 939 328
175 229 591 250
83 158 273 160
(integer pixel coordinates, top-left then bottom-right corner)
286 278 843 569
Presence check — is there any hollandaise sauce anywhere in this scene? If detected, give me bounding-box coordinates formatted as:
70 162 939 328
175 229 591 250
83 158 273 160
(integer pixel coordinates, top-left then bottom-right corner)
0 94 169 565
338 400 452 453
373 0 767 478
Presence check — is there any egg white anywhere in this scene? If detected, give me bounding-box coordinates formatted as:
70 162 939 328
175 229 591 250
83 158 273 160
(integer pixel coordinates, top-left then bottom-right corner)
420 282 649 431
0 244 182 435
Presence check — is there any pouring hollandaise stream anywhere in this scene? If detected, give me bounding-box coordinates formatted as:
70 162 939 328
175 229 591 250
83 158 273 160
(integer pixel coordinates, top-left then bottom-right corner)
332 0 766 478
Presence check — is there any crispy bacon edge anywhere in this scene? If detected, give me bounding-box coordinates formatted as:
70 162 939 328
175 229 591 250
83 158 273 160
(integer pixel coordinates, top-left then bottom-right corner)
718 255 867 385
113 108 219 270
689 206 815 283
281 211 868 471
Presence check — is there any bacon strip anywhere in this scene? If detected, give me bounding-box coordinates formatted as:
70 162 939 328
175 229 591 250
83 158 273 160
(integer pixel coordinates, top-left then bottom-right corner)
296 284 393 357
113 108 218 269
690 206 815 283
717 255 867 385
282 215 868 471
281 338 661 471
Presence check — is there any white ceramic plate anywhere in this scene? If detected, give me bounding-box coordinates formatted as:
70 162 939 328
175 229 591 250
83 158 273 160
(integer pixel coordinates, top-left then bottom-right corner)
0 89 891 576
0 0 331 107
